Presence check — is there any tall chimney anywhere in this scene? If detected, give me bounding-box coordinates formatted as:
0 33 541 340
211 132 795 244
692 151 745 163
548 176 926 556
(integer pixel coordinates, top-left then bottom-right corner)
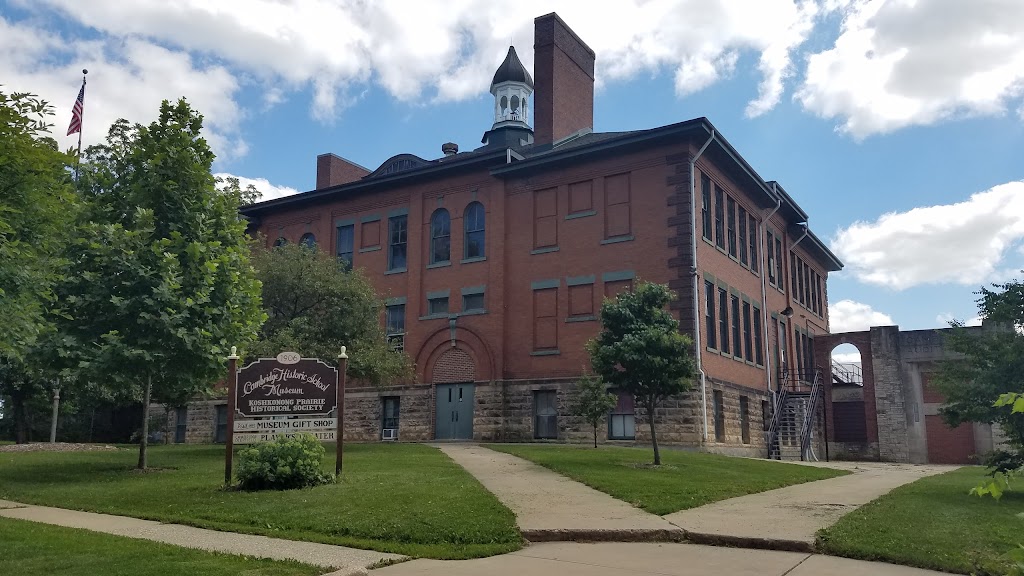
316 153 371 190
533 13 595 147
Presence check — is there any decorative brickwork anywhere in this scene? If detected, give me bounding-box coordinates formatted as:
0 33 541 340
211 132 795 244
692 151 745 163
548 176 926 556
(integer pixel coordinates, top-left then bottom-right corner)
432 347 476 383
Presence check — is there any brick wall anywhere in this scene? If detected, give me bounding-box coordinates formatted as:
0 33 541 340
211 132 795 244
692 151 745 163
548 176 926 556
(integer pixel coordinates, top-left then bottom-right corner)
533 13 594 146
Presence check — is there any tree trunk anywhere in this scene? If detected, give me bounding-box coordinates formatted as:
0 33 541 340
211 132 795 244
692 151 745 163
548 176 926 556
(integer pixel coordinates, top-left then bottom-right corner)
13 392 27 444
49 385 60 443
593 423 598 448
647 400 660 466
138 373 152 470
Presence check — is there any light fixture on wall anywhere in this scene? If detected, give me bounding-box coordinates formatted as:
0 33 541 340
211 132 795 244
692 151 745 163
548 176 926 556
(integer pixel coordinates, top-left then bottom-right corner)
448 316 458 347
781 306 794 318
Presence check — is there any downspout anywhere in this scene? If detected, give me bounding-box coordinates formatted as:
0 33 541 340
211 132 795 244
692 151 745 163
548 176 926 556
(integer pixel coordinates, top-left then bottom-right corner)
690 129 716 443
760 185 782 399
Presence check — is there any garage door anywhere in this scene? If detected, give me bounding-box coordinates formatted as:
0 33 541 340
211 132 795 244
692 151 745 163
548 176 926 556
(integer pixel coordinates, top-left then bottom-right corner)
925 415 975 464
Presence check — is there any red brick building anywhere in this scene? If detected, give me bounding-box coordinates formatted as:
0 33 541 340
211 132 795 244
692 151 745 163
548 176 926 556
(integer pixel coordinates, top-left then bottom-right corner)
234 13 843 454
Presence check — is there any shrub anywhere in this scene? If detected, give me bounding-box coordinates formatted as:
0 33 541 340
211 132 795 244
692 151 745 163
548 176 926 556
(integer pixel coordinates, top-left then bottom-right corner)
235 432 333 491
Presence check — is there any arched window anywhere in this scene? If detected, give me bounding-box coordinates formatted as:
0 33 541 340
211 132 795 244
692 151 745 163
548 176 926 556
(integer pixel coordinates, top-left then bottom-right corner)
464 202 485 259
299 233 316 250
273 237 288 248
429 209 450 264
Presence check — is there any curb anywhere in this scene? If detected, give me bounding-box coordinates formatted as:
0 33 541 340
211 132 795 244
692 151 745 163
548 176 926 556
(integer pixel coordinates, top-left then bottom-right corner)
680 530 815 553
522 528 686 543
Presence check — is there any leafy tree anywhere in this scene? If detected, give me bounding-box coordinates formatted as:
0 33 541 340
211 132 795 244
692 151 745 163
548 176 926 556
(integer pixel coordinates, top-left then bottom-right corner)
570 373 617 448
0 89 76 359
935 278 1024 453
61 99 264 469
249 242 412 385
588 281 695 465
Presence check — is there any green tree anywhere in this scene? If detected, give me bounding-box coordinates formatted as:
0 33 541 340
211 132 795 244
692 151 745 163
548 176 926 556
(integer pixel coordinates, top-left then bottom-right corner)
0 89 76 359
570 373 617 448
61 99 264 469
935 278 1024 453
588 281 695 465
249 242 412 385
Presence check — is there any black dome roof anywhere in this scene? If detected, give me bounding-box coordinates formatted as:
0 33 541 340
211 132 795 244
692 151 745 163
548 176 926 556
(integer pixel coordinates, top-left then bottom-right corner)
490 46 534 89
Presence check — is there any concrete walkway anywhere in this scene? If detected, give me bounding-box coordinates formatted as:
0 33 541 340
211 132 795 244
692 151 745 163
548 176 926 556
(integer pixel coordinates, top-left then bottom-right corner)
0 499 403 576
434 444 682 541
664 461 957 551
374 542 947 576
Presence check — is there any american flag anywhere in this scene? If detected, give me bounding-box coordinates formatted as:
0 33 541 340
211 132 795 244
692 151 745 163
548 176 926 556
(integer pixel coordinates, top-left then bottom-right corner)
67 82 85 136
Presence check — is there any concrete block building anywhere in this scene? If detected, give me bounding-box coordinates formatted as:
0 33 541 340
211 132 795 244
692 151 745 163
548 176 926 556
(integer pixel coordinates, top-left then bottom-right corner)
172 13 843 455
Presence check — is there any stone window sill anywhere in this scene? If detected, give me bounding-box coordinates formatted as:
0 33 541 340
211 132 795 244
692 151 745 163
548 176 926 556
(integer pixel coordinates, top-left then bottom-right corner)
600 235 634 245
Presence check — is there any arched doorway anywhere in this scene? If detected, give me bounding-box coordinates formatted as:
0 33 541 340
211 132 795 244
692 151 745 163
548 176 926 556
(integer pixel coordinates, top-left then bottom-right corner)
830 343 867 445
433 348 476 440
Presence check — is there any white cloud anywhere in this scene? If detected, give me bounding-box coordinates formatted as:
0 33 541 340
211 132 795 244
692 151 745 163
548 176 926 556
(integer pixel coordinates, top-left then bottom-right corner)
214 173 300 202
832 181 1024 290
0 16 246 162
829 299 894 332
797 0 1024 138
22 0 823 122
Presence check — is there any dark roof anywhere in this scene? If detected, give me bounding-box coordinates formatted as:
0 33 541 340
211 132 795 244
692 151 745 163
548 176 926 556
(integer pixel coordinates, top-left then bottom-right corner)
491 46 534 89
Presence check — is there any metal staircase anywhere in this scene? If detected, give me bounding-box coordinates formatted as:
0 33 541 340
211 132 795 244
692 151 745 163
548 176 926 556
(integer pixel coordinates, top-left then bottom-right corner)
831 358 862 386
766 368 823 461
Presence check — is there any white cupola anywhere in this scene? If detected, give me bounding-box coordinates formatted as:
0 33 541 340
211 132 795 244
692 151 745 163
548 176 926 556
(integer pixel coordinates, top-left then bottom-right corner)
490 46 533 129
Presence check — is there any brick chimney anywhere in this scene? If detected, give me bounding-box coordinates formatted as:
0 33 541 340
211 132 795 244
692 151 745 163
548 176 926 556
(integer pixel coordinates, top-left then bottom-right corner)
316 153 370 190
533 13 595 147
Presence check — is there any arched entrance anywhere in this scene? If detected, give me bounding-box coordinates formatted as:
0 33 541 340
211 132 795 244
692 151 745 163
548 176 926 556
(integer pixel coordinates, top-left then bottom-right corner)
830 343 867 444
433 347 476 440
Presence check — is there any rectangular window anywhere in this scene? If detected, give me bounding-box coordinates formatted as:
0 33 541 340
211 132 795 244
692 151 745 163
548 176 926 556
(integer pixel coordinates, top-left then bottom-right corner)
534 390 558 439
604 279 633 299
534 187 558 249
753 306 763 366
795 331 804 379
740 396 750 444
214 405 227 444
568 180 593 215
804 263 812 308
568 283 594 318
428 296 449 316
463 292 485 312
790 253 798 299
361 219 380 249
713 390 725 442
533 287 558 351
727 196 737 257
766 231 776 284
816 275 823 316
775 237 784 291
336 224 354 270
731 295 741 357
609 391 635 440
718 287 730 355
175 407 187 444
748 215 758 273
387 215 407 271
386 304 405 352
742 301 753 362
382 396 400 431
701 174 712 240
604 173 631 239
810 270 818 313
705 280 717 350
714 187 725 249
738 205 748 265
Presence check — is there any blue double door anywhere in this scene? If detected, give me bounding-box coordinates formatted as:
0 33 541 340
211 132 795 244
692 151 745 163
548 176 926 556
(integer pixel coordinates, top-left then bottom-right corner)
435 383 474 440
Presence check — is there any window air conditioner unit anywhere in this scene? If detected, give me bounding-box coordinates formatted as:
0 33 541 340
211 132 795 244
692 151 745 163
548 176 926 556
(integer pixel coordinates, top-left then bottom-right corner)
382 428 398 441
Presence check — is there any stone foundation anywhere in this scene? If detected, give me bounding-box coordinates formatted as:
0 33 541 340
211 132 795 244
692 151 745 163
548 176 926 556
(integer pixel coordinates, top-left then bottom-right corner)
159 378 777 454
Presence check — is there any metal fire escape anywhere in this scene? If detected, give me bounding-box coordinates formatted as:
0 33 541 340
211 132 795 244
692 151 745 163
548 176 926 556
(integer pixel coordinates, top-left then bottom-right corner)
766 367 823 461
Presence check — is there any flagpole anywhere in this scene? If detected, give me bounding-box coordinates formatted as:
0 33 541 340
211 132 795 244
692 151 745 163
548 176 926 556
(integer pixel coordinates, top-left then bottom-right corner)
74 69 87 185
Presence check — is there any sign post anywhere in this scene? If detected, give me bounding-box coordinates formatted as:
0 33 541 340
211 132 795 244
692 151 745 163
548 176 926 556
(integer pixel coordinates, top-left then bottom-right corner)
225 346 239 486
336 346 349 478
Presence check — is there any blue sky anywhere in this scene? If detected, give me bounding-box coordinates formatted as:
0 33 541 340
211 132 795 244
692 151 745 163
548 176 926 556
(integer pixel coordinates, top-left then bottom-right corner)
3 0 1023 345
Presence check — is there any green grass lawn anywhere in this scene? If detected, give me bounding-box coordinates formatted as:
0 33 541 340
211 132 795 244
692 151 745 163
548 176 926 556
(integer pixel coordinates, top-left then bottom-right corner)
0 516 323 576
818 466 1024 574
0 443 520 559
486 444 847 515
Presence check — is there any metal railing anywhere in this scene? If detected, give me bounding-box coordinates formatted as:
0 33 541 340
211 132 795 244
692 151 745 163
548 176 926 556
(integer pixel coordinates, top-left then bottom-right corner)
799 369 823 461
831 358 862 385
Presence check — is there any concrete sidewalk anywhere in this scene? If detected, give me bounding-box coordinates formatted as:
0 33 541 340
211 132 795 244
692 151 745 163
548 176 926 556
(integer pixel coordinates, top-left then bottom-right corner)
374 542 947 576
434 444 682 541
0 499 403 576
664 461 956 551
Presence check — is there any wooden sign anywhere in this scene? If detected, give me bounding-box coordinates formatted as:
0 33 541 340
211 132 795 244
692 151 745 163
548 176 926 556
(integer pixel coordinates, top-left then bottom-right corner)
234 418 336 432
234 430 337 445
235 358 338 418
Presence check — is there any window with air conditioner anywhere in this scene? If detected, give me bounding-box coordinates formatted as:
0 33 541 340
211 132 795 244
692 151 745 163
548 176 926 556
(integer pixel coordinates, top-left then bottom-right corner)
382 396 400 440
